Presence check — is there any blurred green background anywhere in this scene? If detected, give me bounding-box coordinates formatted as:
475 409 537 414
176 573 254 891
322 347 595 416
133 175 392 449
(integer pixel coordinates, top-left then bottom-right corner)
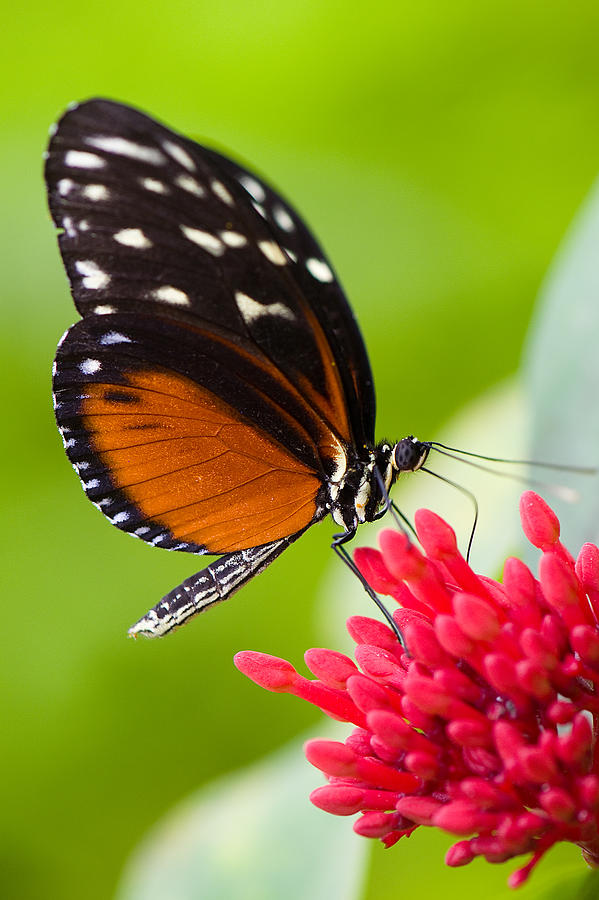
4 1 599 898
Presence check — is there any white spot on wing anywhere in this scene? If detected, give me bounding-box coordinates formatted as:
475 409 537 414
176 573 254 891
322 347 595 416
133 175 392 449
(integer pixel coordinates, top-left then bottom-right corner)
219 231 247 248
273 204 295 232
238 174 266 202
100 331 132 345
94 305 116 315
306 257 334 283
180 226 224 256
162 140 196 171
111 511 130 524
152 285 191 306
75 260 110 290
58 178 75 196
62 217 76 238
258 240 287 266
80 358 102 374
235 291 295 324
135 526 151 536
140 177 168 194
114 228 153 249
84 478 100 490
87 135 166 165
211 180 234 206
65 150 105 169
174 174 205 196
82 184 110 201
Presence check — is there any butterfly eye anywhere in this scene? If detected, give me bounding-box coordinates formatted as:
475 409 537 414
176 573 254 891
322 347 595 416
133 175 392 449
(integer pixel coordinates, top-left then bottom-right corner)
392 437 430 473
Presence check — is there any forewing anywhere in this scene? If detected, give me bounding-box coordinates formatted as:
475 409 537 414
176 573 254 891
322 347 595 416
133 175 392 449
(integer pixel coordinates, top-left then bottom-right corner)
45 98 375 447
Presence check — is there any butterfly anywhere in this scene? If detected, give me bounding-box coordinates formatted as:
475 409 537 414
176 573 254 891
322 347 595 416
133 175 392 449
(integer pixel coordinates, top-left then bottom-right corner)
47 99 429 638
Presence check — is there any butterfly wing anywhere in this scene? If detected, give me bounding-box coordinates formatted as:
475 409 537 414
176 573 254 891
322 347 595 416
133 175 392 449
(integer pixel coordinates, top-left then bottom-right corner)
47 99 376 633
53 312 326 554
46 98 375 448
197 142 376 447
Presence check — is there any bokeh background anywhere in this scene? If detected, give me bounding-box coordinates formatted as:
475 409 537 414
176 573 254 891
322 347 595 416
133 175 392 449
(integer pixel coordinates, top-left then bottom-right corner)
4 2 599 898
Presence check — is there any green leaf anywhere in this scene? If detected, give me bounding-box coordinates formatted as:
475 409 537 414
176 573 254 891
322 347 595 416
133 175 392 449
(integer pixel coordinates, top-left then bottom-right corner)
526 864 599 900
526 179 599 550
115 729 369 900
576 868 599 900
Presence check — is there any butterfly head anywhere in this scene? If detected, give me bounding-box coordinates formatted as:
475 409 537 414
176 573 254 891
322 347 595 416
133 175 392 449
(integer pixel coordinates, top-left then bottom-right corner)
390 436 431 474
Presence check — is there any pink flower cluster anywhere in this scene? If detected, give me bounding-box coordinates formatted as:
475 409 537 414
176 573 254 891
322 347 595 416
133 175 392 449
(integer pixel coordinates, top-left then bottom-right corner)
235 493 599 887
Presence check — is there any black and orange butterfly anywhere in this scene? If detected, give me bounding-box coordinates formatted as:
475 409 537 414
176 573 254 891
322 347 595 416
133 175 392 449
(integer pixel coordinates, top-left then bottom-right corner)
47 99 429 638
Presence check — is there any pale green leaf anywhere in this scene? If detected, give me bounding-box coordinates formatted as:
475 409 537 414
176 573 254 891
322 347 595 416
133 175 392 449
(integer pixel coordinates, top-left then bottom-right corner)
526 179 599 550
115 730 369 900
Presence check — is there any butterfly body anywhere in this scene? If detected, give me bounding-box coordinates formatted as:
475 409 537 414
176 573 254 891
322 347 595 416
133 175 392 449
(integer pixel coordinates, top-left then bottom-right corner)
46 99 428 637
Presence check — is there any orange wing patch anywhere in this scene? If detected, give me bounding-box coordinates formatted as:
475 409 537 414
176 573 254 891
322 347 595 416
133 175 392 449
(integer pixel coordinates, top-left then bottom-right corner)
80 369 321 552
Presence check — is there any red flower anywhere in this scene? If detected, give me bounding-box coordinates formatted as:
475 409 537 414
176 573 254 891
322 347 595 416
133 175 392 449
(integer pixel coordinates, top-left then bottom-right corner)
234 492 599 888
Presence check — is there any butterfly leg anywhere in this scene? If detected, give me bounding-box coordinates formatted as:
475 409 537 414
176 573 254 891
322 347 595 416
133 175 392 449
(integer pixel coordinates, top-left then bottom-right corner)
331 531 406 648
371 467 417 537
372 501 418 540
129 536 301 638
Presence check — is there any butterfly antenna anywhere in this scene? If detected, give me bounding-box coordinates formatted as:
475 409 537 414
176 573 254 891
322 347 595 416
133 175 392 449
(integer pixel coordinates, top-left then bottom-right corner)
429 441 596 502
428 445 591 503
429 441 597 473
420 466 479 562
332 539 406 649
